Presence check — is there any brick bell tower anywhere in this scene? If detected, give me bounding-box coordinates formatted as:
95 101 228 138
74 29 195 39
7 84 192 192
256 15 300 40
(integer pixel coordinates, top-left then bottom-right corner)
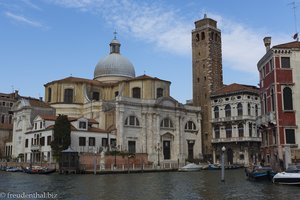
192 15 223 160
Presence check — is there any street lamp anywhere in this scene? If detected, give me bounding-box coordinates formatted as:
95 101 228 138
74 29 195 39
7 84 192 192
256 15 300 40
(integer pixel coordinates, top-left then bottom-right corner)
155 143 162 167
94 150 97 175
221 146 226 182
113 145 119 169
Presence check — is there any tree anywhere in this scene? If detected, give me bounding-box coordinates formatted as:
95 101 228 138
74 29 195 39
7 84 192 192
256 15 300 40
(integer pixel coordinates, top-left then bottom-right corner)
51 114 71 162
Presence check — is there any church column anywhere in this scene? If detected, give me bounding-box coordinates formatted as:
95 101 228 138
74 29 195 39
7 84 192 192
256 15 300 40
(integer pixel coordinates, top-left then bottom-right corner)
141 111 147 153
117 105 125 151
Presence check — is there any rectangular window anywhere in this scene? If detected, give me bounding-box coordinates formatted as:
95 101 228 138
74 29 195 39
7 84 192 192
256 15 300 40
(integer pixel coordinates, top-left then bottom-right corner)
47 136 52 146
40 137 45 146
64 88 74 103
285 129 295 144
79 137 86 146
102 138 108 147
128 141 136 153
40 121 43 129
25 139 28 148
34 123 37 130
110 138 116 147
281 57 290 68
89 137 95 146
269 59 273 71
79 121 87 129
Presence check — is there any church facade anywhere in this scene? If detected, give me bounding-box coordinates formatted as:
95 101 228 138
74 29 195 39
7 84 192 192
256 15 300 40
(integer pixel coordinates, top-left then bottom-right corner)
44 35 202 165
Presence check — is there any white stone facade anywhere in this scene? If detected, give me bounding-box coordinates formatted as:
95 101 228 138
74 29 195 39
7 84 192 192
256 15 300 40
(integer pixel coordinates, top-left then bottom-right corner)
116 96 202 164
211 84 261 166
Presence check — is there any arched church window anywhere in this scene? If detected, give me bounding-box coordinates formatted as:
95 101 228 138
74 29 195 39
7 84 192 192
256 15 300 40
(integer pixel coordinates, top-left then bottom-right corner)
196 33 199 41
160 118 173 129
64 88 74 103
156 88 163 98
283 87 293 110
132 87 141 99
185 121 197 131
201 32 205 40
92 92 100 101
48 87 52 102
124 115 140 127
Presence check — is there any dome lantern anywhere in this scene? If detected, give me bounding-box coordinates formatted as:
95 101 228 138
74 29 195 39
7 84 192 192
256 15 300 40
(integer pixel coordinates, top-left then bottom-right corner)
94 33 135 83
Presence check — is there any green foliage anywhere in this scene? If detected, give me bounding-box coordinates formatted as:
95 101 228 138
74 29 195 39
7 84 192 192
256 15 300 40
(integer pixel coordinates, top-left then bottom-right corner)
51 114 71 161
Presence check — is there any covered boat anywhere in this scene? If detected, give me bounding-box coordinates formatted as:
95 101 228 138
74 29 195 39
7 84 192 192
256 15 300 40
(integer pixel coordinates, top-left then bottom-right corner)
245 166 275 180
22 166 56 174
273 165 300 185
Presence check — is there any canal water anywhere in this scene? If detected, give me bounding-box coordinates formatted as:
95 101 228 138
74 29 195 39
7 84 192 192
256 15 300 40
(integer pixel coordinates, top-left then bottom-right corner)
0 169 299 200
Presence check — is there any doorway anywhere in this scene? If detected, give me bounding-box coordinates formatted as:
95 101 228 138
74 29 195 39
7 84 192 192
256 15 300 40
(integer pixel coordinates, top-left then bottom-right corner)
163 141 171 159
227 148 233 165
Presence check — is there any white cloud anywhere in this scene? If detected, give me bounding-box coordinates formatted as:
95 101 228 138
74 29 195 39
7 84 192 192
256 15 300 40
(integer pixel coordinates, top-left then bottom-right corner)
5 11 46 28
46 0 291 73
21 0 42 11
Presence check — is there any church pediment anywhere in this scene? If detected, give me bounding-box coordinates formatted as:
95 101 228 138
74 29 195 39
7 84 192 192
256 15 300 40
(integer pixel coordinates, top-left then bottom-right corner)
155 97 179 108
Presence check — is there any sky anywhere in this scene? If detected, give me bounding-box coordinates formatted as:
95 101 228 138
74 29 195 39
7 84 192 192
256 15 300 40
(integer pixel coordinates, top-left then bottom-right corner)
0 0 298 103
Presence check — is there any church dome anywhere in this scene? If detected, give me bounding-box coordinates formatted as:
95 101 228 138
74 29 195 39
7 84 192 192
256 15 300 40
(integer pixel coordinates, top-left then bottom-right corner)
94 36 135 82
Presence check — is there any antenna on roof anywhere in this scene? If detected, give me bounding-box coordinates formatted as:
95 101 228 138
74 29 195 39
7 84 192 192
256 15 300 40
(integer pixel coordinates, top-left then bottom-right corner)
288 1 299 41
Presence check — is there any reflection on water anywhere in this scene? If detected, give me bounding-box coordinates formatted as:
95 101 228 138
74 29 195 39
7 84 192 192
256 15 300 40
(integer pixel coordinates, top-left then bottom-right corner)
0 169 299 200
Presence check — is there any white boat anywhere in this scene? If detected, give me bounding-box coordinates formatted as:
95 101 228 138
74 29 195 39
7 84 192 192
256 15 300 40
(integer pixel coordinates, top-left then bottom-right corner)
273 165 300 185
178 163 202 172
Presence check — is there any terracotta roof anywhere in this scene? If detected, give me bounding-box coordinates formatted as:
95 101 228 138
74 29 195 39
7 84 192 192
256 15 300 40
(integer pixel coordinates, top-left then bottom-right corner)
0 123 13 130
39 115 57 121
44 76 102 87
28 98 52 108
211 83 259 97
273 41 300 49
128 74 171 83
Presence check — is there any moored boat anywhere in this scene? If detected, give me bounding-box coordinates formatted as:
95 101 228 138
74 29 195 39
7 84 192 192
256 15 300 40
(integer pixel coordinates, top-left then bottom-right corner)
5 166 23 172
245 165 275 180
273 165 300 185
22 166 56 174
178 163 202 172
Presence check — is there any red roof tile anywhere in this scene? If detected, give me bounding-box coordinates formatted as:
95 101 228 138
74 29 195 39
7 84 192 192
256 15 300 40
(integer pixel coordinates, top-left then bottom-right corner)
273 41 300 49
211 83 259 97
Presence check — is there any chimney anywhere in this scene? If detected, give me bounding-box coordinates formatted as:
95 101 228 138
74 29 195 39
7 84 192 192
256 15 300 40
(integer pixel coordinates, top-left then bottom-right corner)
39 97 43 101
263 37 271 52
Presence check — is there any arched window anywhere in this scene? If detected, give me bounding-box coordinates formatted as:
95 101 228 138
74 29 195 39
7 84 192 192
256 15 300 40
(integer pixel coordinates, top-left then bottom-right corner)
271 88 275 111
160 118 173 129
255 105 258 116
237 103 243 116
132 87 141 99
214 106 219 118
124 116 140 127
156 88 163 98
283 87 293 110
1 115 5 124
263 93 267 114
225 104 231 117
201 32 205 40
9 115 12 124
249 123 252 137
196 33 199 41
248 103 251 116
185 121 196 131
48 87 52 102
214 126 220 139
238 123 244 137
64 88 74 103
226 124 232 138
